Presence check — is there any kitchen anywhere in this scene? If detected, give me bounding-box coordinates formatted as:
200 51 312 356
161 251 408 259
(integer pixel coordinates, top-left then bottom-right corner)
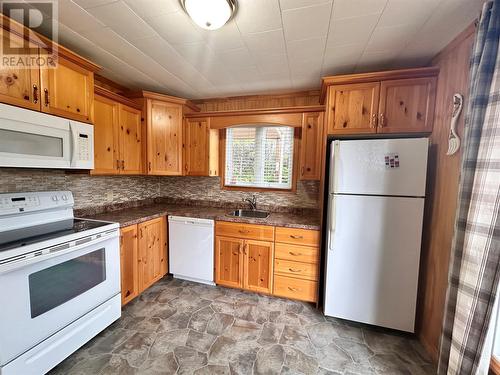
0 0 498 374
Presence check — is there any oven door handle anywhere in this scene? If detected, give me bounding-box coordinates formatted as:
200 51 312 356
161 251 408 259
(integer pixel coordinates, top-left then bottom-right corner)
0 229 119 274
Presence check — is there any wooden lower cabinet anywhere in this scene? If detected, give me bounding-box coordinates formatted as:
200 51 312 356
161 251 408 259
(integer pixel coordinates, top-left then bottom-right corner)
243 240 274 294
120 225 139 305
215 236 244 288
215 221 319 302
119 217 167 305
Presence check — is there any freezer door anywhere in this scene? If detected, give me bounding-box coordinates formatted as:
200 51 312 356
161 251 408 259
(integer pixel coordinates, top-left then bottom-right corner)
330 138 429 196
324 194 424 332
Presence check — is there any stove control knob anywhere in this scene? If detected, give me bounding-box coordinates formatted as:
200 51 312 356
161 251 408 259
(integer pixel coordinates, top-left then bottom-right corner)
61 194 68 201
52 195 59 202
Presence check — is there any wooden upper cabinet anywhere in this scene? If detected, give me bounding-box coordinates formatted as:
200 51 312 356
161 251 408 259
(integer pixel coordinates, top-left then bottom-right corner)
138 217 166 292
300 112 324 180
92 94 119 174
119 104 143 174
322 67 439 135
120 225 139 306
215 236 244 289
184 118 219 176
92 87 143 175
327 82 379 134
378 77 437 133
146 99 183 175
243 240 274 294
0 31 40 111
40 54 95 123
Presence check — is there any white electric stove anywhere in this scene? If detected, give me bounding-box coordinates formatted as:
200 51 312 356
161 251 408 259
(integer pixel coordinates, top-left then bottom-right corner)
0 191 121 375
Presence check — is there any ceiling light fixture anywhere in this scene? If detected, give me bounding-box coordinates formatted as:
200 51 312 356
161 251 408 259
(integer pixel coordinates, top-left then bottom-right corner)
181 0 236 31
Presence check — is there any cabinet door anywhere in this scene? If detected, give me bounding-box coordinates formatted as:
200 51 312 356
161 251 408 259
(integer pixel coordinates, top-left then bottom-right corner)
40 54 94 123
243 240 274 294
327 82 379 134
147 100 183 175
92 95 120 174
215 236 244 288
300 112 324 180
0 31 41 111
138 217 165 292
379 77 436 133
184 118 209 176
120 225 139 306
119 104 143 174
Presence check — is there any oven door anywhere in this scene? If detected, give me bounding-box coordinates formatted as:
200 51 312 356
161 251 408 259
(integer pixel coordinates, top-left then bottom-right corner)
0 232 120 366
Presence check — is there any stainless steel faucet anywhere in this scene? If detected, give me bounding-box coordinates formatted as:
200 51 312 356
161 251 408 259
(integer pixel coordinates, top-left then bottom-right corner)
243 194 257 210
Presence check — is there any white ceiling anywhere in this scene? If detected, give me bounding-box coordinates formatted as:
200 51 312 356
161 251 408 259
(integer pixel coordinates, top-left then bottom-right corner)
23 0 484 99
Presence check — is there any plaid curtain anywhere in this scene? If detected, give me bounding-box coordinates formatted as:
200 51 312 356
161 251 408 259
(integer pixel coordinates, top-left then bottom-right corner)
438 1 500 374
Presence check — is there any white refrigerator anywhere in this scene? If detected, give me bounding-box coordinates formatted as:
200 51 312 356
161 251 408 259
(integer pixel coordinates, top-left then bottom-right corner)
324 138 429 333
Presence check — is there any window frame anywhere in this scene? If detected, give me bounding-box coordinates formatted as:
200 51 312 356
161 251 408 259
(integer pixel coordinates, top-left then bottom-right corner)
220 126 300 192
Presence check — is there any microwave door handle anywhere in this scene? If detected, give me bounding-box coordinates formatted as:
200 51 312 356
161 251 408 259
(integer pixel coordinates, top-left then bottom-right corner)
69 122 78 166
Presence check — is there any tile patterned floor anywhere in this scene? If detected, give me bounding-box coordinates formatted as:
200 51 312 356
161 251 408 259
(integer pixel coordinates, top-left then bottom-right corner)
50 277 435 375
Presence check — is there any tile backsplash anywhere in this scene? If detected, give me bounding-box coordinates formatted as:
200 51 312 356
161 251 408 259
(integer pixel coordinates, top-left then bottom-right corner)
0 169 319 211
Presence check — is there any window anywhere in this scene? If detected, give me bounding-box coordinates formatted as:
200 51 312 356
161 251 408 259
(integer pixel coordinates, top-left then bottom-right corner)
225 126 295 190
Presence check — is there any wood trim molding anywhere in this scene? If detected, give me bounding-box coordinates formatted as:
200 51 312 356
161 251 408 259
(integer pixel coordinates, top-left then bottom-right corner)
124 90 200 112
95 74 131 94
1 14 101 72
185 105 325 119
209 112 304 129
491 356 500 375
320 67 440 103
94 85 143 110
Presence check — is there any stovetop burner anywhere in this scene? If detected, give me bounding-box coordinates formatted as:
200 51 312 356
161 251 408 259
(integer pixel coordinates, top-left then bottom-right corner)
0 219 111 252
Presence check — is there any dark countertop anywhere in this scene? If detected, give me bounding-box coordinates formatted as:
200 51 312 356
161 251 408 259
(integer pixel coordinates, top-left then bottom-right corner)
81 203 321 230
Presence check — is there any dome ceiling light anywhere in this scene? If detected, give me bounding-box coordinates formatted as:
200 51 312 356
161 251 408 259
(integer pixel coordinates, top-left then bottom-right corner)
181 0 237 31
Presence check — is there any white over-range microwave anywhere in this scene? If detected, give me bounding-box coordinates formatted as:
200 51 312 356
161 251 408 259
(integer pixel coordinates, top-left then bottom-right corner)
0 103 94 169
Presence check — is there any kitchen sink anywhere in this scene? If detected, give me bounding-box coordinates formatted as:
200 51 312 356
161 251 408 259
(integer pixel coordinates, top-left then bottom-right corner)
228 209 270 219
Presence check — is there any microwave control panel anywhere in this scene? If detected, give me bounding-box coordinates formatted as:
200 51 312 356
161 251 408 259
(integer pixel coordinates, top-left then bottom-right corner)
78 133 90 161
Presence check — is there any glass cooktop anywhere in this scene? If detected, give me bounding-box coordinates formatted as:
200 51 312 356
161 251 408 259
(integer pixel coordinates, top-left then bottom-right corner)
0 219 112 253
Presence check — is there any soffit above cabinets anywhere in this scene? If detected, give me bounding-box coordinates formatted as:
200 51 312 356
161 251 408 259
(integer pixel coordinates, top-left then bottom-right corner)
28 0 484 99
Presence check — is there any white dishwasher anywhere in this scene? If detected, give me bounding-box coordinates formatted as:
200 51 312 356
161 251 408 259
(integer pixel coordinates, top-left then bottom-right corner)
168 216 215 285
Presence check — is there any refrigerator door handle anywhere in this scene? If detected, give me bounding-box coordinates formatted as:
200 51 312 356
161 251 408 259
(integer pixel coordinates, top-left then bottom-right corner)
328 195 336 251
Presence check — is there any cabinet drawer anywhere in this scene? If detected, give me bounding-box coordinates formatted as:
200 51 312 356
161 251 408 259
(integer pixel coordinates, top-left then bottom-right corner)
275 227 320 246
216 221 274 241
273 275 318 302
274 259 318 281
275 243 319 264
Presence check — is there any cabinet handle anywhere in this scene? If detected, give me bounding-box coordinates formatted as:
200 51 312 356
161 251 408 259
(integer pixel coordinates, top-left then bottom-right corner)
288 287 298 292
148 162 152 172
301 166 305 176
289 268 302 273
371 113 377 128
185 164 188 171
33 84 38 103
116 159 120 170
239 229 250 234
379 113 386 127
125 290 131 297
44 88 49 107
121 160 125 170
290 235 303 239
140 229 143 238
289 251 302 256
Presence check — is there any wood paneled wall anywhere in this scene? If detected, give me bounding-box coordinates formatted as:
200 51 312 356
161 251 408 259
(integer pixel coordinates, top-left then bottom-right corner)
192 91 321 112
417 23 476 361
